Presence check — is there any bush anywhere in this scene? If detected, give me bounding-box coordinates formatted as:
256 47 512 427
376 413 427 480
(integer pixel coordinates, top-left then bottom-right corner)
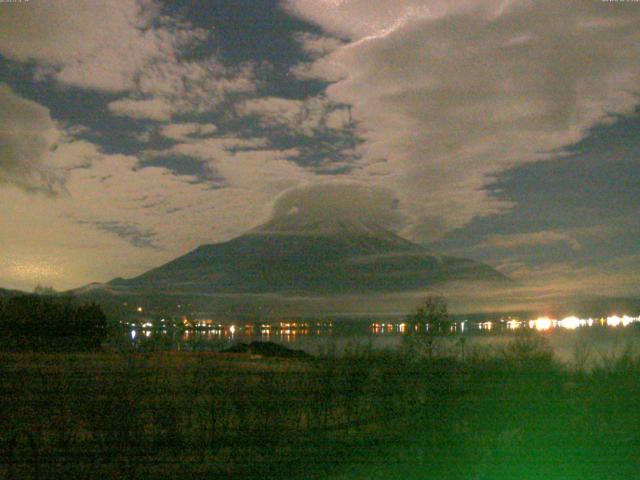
499 330 555 370
0 294 107 351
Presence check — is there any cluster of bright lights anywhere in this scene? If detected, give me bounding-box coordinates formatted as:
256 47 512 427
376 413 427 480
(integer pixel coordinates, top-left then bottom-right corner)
605 315 637 328
371 322 400 333
368 314 640 335
504 315 640 331
528 317 553 331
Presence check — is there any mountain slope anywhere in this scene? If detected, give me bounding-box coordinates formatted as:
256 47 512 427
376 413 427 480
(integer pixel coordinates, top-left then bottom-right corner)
108 214 509 295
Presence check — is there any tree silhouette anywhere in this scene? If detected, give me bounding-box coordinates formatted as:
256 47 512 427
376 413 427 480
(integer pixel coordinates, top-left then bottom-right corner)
403 296 451 360
0 294 107 351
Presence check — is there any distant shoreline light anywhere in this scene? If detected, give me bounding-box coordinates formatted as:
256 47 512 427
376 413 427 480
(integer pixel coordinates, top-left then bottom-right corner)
125 314 640 338
505 315 639 331
370 314 640 334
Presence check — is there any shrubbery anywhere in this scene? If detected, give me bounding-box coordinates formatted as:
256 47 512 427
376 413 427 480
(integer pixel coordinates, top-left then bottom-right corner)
0 294 107 351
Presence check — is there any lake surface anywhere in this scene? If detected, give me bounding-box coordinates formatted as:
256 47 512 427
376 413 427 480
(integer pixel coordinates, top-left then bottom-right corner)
123 313 640 365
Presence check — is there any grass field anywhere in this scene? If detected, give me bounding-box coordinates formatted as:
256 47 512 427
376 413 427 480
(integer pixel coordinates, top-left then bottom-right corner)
1 334 640 479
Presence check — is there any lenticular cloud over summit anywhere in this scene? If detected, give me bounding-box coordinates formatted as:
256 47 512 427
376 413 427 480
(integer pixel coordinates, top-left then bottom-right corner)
267 183 404 231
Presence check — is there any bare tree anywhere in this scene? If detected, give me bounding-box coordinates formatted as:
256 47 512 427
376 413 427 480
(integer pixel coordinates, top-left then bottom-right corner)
403 296 451 360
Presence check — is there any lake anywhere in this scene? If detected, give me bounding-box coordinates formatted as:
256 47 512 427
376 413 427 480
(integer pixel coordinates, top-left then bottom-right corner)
123 313 640 365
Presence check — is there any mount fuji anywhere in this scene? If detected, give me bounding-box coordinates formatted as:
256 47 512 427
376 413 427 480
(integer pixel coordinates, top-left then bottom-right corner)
104 211 509 296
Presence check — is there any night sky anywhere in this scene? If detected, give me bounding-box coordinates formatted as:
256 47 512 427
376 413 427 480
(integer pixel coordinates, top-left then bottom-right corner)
0 0 638 300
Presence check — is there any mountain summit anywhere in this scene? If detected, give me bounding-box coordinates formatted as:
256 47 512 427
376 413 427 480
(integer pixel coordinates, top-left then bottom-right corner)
108 213 509 295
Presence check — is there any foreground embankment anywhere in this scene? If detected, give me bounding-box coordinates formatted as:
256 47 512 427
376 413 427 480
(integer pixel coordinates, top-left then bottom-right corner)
1 335 639 479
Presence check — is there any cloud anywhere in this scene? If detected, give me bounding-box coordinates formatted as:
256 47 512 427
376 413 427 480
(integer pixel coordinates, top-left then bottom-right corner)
480 231 582 251
154 135 310 196
1 1 256 121
0 84 62 193
137 58 256 103
494 256 640 300
284 0 640 241
27 130 318 259
160 123 218 141
0 84 107 193
294 32 345 58
116 57 257 119
236 96 334 136
324 108 351 130
0 139 303 289
62 153 240 250
108 97 176 121
236 95 354 141
106 56 257 121
156 136 271 160
2 1 638 297
75 220 159 249
0 0 205 92
238 97 304 125
270 182 404 228
0 91 320 288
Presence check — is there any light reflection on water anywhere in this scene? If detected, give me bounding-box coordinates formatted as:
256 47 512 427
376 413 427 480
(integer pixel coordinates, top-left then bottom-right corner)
124 313 640 361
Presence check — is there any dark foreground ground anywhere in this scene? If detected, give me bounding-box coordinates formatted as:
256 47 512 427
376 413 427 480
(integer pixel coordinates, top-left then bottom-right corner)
1 334 639 479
